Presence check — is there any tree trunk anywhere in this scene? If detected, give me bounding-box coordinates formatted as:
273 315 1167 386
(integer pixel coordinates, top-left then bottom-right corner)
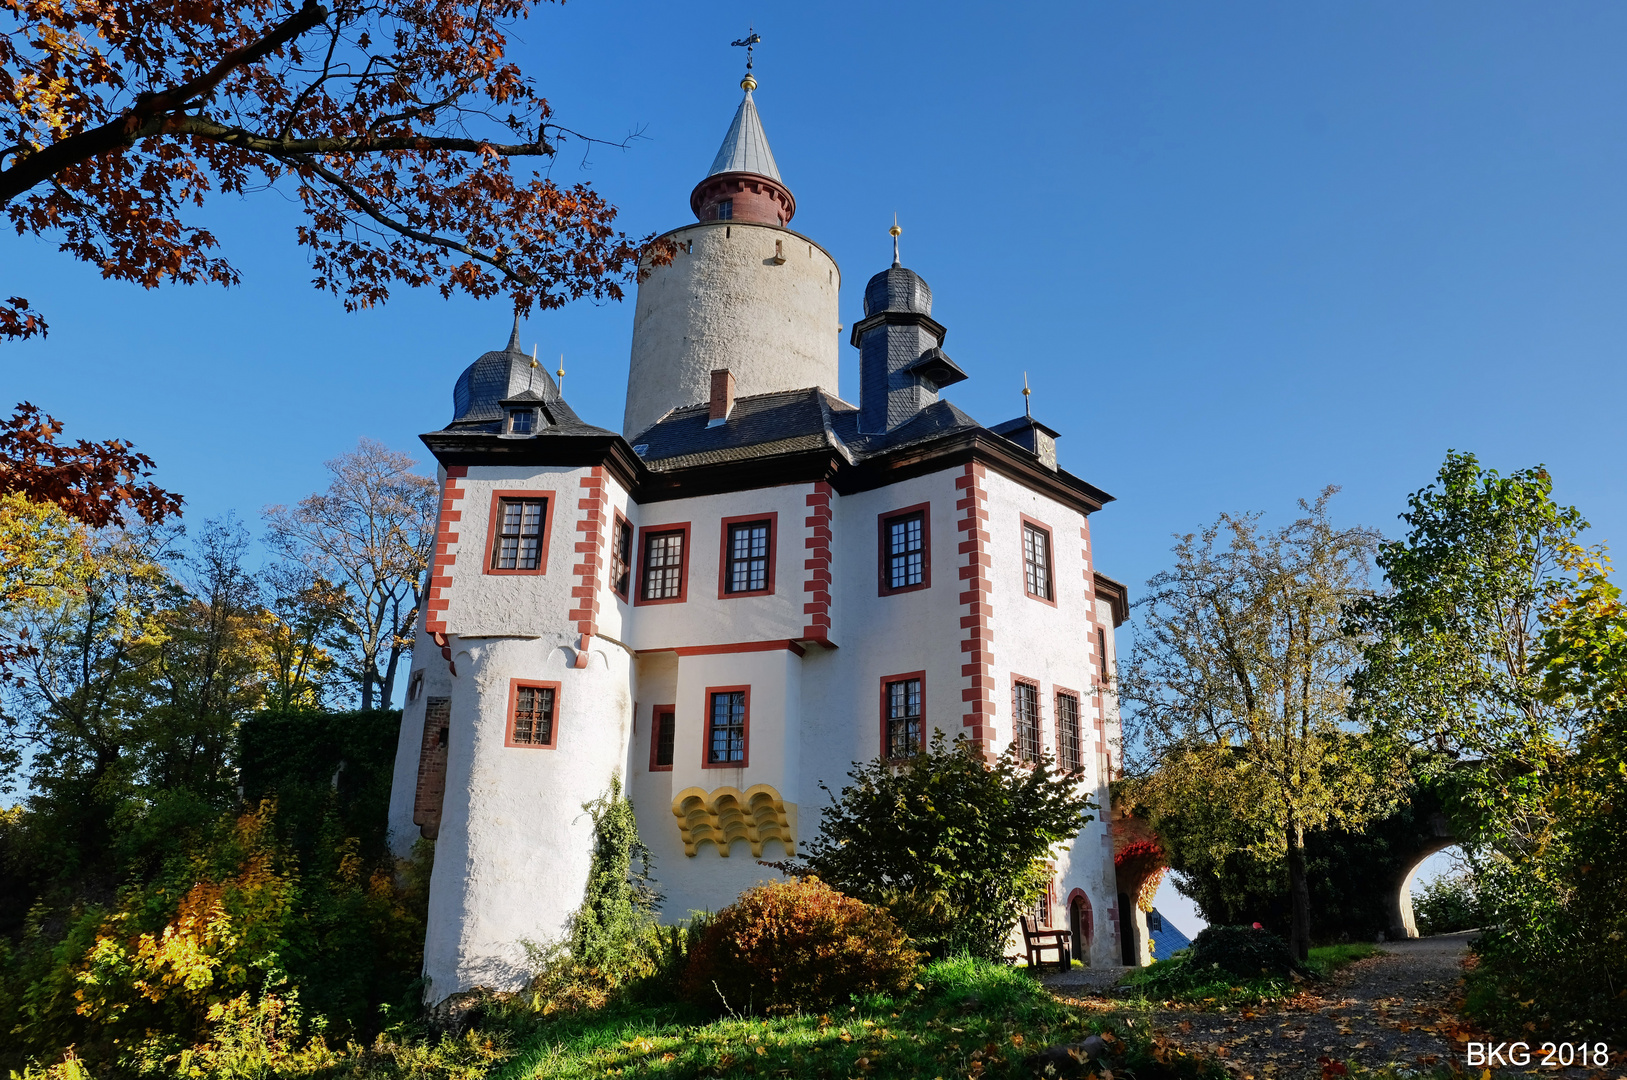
381 641 404 709
1287 818 1312 963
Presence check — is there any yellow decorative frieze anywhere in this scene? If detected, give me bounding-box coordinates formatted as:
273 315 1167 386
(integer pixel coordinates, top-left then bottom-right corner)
671 784 796 857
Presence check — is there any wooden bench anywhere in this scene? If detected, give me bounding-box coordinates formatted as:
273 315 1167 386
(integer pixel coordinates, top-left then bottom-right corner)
1020 915 1072 972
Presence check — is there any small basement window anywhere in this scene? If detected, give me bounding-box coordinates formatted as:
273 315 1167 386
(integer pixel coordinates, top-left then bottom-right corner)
508 681 559 748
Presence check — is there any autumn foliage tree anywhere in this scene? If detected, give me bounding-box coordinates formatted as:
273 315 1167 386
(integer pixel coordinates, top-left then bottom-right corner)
1 0 666 339
1120 492 1403 962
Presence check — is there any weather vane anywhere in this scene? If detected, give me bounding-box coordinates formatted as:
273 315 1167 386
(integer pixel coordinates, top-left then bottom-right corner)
731 28 762 90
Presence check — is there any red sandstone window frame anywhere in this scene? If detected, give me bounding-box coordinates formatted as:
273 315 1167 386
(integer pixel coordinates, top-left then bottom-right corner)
877 502 932 596
635 521 691 606
1035 874 1055 927
649 703 675 772
1012 674 1043 764
504 678 561 749
879 670 927 762
701 684 751 769
484 490 555 576
610 510 634 602
1020 513 1057 606
1096 626 1110 683
1054 685 1084 775
717 512 778 599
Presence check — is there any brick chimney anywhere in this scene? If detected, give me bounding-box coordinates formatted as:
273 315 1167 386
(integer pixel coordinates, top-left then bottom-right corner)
708 369 736 426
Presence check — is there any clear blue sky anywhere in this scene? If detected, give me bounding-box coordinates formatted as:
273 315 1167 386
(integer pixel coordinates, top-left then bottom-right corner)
9 1 1625 583
3 3 1619 908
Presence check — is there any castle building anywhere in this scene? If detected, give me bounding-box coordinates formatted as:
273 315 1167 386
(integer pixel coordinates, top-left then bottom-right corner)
386 69 1136 1000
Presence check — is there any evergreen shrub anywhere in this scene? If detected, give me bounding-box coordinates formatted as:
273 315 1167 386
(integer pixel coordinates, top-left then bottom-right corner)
1412 869 1484 935
681 878 921 1015
1187 924 1308 980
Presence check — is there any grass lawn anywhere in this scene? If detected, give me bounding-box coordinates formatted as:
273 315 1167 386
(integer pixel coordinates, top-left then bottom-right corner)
460 957 1225 1080
1119 943 1383 1008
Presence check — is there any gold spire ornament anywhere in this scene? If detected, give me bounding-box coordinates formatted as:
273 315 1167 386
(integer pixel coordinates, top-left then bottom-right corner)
1023 371 1032 418
556 354 566 395
731 29 762 91
890 214 902 267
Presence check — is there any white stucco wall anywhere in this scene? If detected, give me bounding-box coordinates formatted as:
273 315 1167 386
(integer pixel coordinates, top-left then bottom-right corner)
397 450 1131 999
438 465 592 637
622 222 841 437
621 484 813 652
421 634 633 998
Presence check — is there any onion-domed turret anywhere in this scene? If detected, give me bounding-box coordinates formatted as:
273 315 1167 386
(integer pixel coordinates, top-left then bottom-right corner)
852 227 966 434
449 318 561 429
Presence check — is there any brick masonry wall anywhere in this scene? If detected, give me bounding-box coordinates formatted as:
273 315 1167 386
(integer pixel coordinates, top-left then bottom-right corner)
569 467 606 666
802 482 833 644
957 462 995 749
413 696 451 839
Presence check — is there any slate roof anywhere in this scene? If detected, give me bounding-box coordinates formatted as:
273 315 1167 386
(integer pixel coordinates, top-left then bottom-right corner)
1148 908 1195 959
706 91 782 182
625 388 995 472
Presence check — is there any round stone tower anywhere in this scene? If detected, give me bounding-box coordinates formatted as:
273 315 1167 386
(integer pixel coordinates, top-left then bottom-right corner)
621 72 841 438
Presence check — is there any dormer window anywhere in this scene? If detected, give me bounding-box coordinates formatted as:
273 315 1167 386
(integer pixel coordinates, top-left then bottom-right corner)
716 199 733 221
508 408 535 434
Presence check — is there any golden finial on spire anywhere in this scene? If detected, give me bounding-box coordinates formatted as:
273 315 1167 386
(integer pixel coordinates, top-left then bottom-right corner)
556 354 566 395
890 213 902 267
732 29 761 91
529 344 539 369
1023 371 1032 418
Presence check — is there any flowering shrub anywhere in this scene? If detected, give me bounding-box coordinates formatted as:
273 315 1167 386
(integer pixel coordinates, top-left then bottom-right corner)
1187 924 1307 979
682 878 921 1015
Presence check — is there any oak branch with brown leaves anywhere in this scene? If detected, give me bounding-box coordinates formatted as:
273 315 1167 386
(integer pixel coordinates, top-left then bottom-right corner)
1 0 666 339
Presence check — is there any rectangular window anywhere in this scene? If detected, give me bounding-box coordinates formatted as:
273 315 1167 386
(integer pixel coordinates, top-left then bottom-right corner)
611 513 633 601
1097 627 1109 681
1023 520 1054 602
506 680 559 748
1036 882 1053 927
508 409 534 434
877 504 932 596
705 688 748 766
717 199 734 220
719 515 775 596
489 495 549 573
883 675 924 759
1014 679 1041 763
649 705 675 771
638 525 689 603
1056 690 1082 773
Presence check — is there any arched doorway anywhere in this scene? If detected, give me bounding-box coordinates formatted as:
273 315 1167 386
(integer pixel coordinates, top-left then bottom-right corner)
1386 808 1457 939
1117 892 1135 966
1067 890 1093 962
1394 841 1463 938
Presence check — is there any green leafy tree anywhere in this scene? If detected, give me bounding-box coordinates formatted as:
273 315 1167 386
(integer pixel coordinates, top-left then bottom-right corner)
1347 450 1584 770
783 731 1096 960
1121 491 1401 961
1347 451 1623 1035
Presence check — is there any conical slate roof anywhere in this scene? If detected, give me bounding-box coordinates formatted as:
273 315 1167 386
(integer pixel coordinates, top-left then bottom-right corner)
706 91 781 181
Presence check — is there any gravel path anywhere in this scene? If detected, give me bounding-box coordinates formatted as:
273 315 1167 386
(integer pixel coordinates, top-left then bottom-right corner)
1047 933 1487 1078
